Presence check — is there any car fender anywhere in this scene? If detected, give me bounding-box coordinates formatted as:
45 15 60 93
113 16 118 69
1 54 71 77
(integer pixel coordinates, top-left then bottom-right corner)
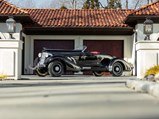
46 55 81 71
108 58 132 72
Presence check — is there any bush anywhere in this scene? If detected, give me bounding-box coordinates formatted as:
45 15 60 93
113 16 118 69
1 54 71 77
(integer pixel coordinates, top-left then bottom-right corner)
145 65 159 77
0 74 7 80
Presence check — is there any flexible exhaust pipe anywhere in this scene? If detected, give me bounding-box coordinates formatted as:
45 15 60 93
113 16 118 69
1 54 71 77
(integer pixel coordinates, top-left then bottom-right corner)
28 65 38 70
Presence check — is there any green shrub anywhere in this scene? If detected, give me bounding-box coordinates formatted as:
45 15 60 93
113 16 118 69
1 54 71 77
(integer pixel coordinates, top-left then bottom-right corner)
0 74 7 80
145 65 159 77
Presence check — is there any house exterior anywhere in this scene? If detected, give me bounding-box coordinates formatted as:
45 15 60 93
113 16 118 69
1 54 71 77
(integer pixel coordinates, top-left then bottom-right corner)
22 9 134 74
0 0 159 78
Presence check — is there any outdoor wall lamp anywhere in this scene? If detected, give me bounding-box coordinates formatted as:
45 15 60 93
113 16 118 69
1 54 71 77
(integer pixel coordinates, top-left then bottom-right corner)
6 16 16 39
143 18 153 40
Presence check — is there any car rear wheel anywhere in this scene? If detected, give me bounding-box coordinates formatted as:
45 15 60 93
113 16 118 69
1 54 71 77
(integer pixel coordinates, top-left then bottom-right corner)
112 62 123 77
93 71 105 77
48 61 64 77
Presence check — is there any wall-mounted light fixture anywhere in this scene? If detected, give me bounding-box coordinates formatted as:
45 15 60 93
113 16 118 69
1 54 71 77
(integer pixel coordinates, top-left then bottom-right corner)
143 18 153 40
6 16 16 39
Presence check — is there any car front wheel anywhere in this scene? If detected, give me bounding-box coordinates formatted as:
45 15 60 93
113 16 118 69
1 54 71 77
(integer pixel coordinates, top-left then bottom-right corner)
48 61 64 77
35 68 48 77
112 62 123 77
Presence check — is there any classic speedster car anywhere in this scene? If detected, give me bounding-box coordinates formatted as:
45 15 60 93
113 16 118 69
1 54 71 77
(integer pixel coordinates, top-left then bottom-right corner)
30 46 133 77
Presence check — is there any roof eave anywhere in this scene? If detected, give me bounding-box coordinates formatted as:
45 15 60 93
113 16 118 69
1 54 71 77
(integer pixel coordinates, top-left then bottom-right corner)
125 15 159 26
23 27 134 35
0 15 33 23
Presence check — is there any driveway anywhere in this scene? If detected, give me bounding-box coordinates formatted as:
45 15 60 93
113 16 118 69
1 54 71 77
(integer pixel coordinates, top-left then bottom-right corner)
0 76 159 119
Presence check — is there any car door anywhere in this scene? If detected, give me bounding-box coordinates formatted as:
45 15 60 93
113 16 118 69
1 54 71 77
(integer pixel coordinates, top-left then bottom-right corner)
77 52 100 68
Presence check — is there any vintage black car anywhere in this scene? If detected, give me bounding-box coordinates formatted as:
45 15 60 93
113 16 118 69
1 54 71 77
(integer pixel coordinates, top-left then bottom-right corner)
30 46 133 77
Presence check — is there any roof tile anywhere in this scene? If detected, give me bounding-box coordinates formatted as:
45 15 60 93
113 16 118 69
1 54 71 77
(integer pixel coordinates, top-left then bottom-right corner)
24 9 133 28
0 0 28 15
131 1 159 16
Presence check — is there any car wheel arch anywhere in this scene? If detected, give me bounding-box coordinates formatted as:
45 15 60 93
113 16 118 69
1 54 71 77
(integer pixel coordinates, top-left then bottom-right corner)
114 61 125 70
110 58 126 68
101 58 111 66
48 58 67 72
48 60 65 77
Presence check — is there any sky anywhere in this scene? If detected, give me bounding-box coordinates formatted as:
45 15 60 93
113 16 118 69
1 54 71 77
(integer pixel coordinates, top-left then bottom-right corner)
7 0 108 8
35 0 108 8
7 0 140 9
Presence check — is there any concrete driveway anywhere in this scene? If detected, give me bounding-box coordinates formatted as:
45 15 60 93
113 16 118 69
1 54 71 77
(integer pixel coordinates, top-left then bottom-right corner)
0 75 159 119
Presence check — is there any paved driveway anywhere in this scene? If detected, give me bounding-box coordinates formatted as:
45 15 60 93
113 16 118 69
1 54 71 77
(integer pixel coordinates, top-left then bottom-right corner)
0 76 159 119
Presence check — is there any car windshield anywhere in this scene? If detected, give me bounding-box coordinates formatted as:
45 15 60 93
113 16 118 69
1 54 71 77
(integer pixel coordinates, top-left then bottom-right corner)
75 46 87 52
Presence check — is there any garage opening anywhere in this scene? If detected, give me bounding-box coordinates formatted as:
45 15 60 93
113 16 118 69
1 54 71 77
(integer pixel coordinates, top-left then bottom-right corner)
83 40 124 58
83 40 124 75
34 40 74 59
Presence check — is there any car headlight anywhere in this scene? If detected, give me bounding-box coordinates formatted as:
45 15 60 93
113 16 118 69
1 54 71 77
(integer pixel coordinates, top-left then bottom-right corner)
44 53 49 57
38 53 42 57
38 52 52 58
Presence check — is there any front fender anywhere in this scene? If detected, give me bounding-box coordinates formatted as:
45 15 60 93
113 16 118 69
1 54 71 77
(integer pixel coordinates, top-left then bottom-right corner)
45 56 65 64
46 56 81 71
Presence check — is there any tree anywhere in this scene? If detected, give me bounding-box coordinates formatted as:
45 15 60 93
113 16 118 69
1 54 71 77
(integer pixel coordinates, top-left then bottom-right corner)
82 0 100 9
60 5 68 9
106 0 122 9
131 0 157 9
56 0 85 9
126 0 128 9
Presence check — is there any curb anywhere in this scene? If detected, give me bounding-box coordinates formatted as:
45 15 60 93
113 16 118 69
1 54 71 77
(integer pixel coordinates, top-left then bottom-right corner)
126 79 159 98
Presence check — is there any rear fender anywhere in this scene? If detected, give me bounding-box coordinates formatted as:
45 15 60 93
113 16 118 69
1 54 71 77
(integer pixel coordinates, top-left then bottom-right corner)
108 58 131 72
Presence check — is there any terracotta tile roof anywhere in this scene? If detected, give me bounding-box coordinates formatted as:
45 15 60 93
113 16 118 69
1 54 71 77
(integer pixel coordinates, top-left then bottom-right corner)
24 9 133 28
130 1 159 16
0 0 28 15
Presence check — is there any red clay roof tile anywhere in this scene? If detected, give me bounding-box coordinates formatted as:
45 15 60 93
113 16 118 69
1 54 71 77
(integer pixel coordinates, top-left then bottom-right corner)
24 9 133 28
0 0 28 15
130 1 159 16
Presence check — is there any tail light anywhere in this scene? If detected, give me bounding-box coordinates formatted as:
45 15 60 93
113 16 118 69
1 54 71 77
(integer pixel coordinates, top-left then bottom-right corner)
90 51 100 55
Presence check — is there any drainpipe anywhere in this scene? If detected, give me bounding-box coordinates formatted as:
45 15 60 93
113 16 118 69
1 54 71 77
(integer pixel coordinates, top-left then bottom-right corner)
134 29 138 76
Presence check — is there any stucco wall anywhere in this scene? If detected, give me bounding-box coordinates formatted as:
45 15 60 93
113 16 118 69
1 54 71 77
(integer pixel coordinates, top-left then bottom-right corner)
0 23 22 79
23 35 133 74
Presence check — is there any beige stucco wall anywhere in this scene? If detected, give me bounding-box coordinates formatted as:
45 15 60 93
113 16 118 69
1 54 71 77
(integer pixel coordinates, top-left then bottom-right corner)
132 23 159 75
0 23 23 79
23 35 133 74
136 41 159 78
0 40 23 80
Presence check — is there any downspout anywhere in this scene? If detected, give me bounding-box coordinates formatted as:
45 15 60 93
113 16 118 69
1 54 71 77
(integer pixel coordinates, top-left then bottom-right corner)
134 29 138 76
